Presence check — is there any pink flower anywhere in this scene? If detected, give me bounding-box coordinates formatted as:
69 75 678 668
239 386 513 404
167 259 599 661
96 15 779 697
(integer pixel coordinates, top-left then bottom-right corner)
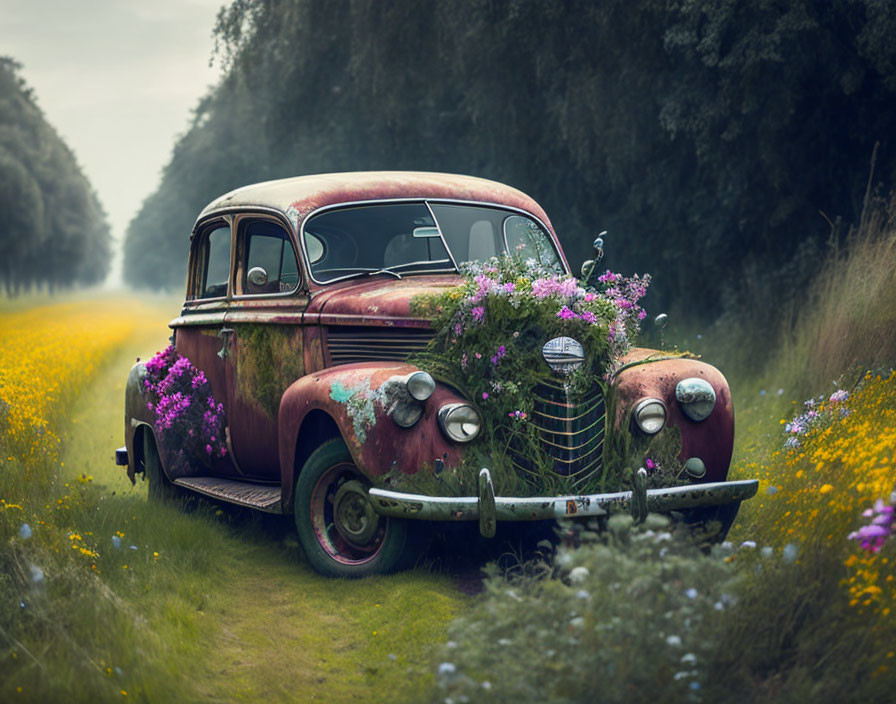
481 392 489 400
556 306 577 320
471 306 485 321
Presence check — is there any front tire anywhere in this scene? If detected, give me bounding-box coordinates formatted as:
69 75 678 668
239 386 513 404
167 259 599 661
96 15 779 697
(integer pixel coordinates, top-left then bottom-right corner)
294 439 414 577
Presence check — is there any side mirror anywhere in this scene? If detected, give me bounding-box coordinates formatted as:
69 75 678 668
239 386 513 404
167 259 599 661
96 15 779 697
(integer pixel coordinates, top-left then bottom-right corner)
581 259 594 278
247 266 269 287
580 231 608 284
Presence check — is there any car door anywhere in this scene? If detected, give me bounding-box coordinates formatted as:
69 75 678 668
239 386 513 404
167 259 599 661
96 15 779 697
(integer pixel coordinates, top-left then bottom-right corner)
172 216 239 478
221 213 309 480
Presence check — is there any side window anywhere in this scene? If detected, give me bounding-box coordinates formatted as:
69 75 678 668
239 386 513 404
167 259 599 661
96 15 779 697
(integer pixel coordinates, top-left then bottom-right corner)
196 223 231 299
240 219 300 295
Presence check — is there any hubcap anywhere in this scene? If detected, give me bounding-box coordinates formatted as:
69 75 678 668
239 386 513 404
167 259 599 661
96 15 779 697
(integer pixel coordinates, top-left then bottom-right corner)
333 480 380 547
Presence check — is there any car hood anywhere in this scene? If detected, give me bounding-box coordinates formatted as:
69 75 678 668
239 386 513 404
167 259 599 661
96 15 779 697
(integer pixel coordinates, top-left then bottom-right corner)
306 274 463 326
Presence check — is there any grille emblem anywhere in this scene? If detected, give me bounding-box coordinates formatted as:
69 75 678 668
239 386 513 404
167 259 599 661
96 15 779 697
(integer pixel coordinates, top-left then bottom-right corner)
542 336 585 374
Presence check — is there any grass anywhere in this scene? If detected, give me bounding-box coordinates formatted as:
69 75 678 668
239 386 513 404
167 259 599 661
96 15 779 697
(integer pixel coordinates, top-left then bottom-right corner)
0 295 467 703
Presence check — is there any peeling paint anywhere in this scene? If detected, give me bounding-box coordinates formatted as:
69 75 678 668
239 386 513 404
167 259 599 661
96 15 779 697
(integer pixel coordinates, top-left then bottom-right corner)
329 375 416 443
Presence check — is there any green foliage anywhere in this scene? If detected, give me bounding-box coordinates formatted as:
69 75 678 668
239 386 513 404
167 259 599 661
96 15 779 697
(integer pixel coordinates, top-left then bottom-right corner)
405 253 649 496
234 324 304 418
0 57 111 293
430 516 895 703
432 515 735 703
124 1 896 324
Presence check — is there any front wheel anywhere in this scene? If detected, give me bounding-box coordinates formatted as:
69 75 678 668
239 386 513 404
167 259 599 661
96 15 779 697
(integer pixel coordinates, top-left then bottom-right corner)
294 439 414 577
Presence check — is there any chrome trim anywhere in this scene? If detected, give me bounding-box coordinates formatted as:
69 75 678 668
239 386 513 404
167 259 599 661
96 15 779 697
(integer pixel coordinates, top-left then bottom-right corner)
171 311 228 328
368 473 759 529
299 197 567 286
230 212 303 300
424 201 460 272
437 402 482 443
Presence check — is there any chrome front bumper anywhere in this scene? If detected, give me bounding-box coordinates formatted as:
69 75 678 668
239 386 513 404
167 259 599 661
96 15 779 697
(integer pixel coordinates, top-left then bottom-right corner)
368 468 759 537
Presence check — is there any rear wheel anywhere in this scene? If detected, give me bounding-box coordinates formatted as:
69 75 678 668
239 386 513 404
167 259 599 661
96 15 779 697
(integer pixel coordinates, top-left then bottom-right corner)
294 439 414 577
143 430 178 502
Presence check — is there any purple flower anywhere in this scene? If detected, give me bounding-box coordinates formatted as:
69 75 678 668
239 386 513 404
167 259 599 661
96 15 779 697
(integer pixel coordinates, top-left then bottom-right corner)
829 390 849 404
556 306 577 320
481 392 489 401
471 306 485 322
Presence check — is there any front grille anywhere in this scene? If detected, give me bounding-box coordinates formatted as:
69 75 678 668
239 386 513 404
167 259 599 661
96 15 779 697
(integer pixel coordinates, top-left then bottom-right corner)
513 379 606 486
326 326 434 365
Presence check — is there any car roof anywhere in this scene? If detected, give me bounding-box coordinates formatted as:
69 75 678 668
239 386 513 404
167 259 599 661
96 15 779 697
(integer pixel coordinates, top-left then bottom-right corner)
196 171 555 234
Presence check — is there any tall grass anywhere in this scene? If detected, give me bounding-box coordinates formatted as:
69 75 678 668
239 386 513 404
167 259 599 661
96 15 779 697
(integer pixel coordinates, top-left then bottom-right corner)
771 192 896 395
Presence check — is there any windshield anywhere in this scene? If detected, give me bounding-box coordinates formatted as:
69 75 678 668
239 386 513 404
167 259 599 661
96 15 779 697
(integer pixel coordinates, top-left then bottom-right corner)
304 201 563 283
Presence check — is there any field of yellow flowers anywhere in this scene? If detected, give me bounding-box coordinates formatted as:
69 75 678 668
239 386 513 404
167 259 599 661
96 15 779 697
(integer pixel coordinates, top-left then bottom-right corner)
0 299 148 501
734 371 896 619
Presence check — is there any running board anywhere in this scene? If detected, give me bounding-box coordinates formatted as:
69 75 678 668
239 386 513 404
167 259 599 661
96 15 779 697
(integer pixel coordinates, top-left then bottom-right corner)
173 477 282 513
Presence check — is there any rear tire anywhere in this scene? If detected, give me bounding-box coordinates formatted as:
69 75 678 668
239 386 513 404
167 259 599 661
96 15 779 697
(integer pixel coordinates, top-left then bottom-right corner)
143 430 178 502
294 439 416 578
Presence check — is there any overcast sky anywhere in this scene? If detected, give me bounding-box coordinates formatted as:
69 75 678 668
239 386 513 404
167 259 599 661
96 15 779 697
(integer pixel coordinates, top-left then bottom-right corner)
1 0 225 283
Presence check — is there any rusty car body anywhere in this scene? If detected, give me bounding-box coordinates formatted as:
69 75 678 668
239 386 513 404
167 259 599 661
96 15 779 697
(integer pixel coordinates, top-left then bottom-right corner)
117 171 757 577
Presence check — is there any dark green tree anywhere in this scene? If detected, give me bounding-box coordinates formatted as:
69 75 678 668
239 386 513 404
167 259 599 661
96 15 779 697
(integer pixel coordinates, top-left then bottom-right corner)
0 57 111 294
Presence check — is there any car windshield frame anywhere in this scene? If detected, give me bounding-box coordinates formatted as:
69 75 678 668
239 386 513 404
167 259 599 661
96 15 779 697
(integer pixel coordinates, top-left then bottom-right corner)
299 198 566 286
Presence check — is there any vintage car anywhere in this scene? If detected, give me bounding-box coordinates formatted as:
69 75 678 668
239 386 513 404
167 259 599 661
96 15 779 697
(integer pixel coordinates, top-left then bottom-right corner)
116 172 757 577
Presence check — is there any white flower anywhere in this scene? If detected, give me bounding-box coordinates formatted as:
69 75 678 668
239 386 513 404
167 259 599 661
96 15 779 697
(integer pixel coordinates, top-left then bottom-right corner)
569 566 589 584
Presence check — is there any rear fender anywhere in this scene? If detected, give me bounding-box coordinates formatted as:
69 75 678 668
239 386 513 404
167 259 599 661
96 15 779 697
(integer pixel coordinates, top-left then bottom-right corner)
124 363 155 483
278 363 466 508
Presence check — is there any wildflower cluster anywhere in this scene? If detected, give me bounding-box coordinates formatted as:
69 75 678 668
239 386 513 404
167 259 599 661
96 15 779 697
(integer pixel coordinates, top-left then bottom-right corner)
849 495 896 553
408 254 649 494
142 346 227 475
782 388 850 449
413 253 648 422
433 515 736 703
735 370 896 616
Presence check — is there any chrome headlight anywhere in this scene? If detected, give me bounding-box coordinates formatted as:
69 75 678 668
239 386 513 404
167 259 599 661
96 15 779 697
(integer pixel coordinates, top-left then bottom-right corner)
676 378 716 421
437 403 482 443
406 371 436 401
633 398 666 435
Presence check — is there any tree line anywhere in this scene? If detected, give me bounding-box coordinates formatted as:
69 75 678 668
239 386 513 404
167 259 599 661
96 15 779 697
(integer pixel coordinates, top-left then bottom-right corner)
123 0 896 317
0 58 111 294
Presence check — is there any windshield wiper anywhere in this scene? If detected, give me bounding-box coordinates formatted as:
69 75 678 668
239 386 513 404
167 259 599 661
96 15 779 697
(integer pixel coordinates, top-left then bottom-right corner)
367 268 402 279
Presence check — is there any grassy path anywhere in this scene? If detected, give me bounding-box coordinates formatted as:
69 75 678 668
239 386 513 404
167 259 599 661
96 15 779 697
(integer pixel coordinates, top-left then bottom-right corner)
53 301 465 703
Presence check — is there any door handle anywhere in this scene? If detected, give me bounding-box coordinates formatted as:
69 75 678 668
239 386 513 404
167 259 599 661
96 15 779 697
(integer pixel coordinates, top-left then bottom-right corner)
217 327 234 360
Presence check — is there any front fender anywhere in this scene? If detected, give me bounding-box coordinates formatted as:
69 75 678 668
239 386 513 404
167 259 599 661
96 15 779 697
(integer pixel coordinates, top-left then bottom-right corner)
278 363 467 496
612 350 734 482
